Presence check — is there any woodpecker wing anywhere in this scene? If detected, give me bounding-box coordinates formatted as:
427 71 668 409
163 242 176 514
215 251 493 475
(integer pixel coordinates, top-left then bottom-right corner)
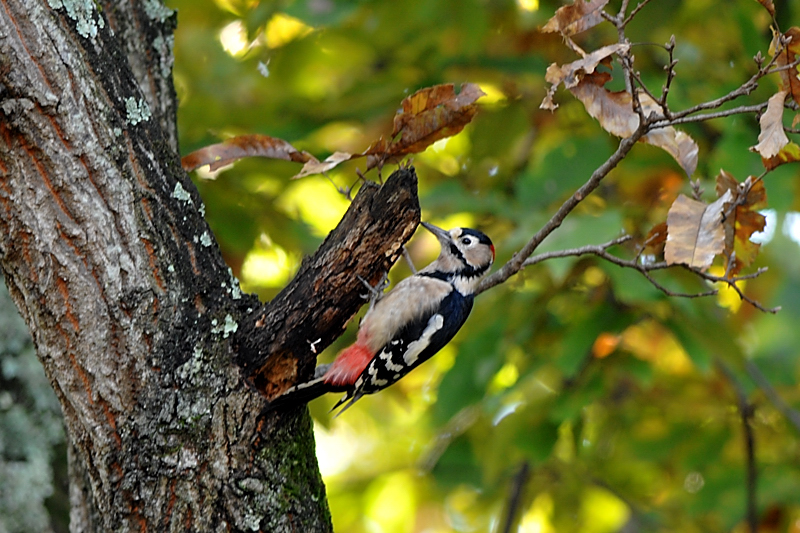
332 286 474 414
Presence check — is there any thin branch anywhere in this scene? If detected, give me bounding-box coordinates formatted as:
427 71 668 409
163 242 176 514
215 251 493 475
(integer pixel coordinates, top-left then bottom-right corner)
419 406 480 472
520 234 705 298
521 235 633 267
477 130 645 295
716 359 759 533
500 462 531 533
622 0 654 27
660 35 678 115
513 232 775 310
745 360 800 433
696 267 780 314
651 103 769 128
659 41 791 124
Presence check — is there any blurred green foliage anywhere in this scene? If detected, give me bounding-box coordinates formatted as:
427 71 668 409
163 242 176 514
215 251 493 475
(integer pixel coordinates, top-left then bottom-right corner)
170 0 800 531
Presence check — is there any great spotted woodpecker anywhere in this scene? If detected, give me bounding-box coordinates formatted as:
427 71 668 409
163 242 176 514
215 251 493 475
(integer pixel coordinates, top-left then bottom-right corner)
269 222 495 415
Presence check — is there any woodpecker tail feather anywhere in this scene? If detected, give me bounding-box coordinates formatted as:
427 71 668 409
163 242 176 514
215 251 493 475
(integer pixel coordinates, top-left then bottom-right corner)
263 377 334 412
330 390 364 418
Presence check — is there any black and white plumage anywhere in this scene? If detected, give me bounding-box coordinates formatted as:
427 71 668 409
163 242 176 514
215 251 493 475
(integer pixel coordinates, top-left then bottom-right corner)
268 221 495 415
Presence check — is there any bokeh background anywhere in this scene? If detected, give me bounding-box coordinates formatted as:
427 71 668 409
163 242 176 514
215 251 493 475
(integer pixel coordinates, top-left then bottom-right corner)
3 0 800 531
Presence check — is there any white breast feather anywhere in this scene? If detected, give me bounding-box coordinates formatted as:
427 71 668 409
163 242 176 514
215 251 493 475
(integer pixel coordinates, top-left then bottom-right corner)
360 276 451 353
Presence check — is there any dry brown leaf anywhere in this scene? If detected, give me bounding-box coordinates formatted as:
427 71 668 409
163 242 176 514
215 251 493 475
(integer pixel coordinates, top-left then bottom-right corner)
542 0 611 36
364 83 485 170
715 170 767 275
644 129 699 178
540 43 628 110
644 221 668 256
771 27 800 106
665 190 732 269
569 73 640 136
290 83 486 178
292 151 355 179
762 141 800 170
752 90 789 158
181 134 312 172
185 84 485 180
755 0 775 16
569 75 698 176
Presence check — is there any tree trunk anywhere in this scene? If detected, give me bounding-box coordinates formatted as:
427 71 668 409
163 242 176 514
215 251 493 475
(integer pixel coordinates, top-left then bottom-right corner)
0 1 420 531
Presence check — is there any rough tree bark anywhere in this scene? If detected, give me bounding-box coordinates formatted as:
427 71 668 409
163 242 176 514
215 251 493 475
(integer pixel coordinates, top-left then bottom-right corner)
0 0 420 531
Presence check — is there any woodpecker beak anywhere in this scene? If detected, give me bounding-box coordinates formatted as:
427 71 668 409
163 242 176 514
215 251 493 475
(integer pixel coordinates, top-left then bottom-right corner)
420 222 451 244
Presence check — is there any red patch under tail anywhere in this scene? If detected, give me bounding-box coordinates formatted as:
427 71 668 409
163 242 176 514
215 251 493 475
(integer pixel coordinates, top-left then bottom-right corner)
324 342 373 386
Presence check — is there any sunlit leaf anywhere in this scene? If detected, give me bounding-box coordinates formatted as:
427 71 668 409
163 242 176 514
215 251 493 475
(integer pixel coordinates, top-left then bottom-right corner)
751 90 789 159
665 190 732 269
365 83 486 170
181 134 313 172
715 170 767 275
569 73 698 176
592 332 620 358
541 0 610 36
762 140 800 169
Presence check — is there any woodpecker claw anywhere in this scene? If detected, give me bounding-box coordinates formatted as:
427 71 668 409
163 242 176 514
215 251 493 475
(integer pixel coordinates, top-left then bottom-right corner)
357 273 390 310
401 245 417 274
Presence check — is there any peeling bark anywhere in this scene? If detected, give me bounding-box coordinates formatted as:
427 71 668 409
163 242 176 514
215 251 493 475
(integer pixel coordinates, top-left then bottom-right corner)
0 0 419 531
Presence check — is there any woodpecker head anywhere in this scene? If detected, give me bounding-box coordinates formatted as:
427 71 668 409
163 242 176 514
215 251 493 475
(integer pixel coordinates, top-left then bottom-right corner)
420 222 495 293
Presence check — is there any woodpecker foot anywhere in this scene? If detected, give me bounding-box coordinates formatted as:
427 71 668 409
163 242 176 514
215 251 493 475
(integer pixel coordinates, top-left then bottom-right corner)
357 273 390 310
401 245 417 274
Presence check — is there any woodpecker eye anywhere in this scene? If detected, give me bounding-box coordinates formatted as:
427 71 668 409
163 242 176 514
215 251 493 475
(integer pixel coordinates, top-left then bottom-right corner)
461 237 473 246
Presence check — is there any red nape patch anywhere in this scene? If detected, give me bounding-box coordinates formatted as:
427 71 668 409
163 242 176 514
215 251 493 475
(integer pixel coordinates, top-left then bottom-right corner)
325 343 373 386
490 244 496 261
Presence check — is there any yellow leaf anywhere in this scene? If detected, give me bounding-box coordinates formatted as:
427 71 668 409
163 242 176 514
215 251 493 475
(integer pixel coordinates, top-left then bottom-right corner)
762 141 800 170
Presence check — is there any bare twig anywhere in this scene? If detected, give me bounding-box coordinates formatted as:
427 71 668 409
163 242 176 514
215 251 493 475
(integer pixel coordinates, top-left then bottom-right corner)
651 103 768 128
698 267 780 314
521 235 633 267
660 35 678 116
622 0 654 27
657 42 788 125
